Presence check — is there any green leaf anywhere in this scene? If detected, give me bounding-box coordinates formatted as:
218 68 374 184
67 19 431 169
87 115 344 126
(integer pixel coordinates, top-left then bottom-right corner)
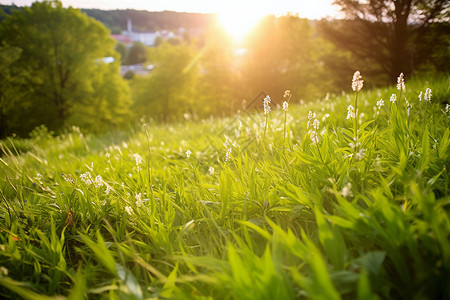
160 263 178 299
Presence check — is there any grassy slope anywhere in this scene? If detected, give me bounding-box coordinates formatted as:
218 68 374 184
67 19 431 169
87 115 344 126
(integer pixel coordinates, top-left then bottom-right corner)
0 75 449 299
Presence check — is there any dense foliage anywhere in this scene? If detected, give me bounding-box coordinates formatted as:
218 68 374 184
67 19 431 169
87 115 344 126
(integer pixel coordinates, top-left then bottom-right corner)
0 74 449 299
320 0 450 82
0 1 131 138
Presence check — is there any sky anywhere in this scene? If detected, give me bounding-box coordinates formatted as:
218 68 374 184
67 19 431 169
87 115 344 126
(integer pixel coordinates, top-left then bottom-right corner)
0 0 340 20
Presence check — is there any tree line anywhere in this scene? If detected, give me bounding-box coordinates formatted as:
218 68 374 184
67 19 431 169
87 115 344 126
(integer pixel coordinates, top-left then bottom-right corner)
0 0 448 138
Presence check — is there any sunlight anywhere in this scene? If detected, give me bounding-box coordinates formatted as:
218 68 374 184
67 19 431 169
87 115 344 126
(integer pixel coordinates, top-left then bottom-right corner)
218 8 265 43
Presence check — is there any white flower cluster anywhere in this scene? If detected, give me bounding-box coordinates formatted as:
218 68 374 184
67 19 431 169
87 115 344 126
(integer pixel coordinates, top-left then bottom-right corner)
80 172 103 187
282 101 289 111
346 105 355 119
133 153 143 166
390 94 397 104
225 148 232 162
351 71 364 92
341 182 353 198
425 88 432 102
263 95 271 115
376 99 384 109
397 73 405 90
307 110 320 145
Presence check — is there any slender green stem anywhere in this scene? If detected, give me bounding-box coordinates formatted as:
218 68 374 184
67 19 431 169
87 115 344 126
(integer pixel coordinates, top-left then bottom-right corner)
354 92 359 153
283 110 287 152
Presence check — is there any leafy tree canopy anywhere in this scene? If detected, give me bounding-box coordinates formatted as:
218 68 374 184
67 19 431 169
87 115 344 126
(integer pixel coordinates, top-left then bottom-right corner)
320 0 450 82
0 0 131 137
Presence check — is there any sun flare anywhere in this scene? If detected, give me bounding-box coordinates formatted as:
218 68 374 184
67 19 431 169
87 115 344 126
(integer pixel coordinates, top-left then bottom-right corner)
218 9 264 42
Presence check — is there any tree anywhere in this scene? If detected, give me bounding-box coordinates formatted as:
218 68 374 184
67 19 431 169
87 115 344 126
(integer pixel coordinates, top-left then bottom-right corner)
131 41 198 122
320 0 450 82
241 15 321 102
0 0 131 136
126 41 147 65
115 41 127 64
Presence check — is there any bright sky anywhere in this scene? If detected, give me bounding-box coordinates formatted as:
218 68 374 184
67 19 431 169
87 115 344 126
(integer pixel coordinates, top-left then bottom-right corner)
1 0 339 19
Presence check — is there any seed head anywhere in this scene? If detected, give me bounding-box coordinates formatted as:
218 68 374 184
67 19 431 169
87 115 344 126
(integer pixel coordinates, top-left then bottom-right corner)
283 90 291 99
351 71 364 92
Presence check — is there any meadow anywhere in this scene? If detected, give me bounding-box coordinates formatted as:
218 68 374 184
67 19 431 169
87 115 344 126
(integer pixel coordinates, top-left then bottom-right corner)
0 73 449 299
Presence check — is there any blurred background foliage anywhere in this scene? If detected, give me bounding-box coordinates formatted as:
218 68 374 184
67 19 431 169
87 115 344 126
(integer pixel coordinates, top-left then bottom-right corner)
0 0 448 138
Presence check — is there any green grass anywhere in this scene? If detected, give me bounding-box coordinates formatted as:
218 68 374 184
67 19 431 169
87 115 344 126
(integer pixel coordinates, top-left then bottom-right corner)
0 74 449 299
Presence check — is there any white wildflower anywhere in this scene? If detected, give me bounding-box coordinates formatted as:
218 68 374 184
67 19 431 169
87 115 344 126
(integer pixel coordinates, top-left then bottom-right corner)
313 119 320 130
80 172 93 185
418 91 422 101
94 175 103 188
186 150 192 158
376 99 384 109
322 114 330 122
133 153 143 166
341 183 353 198
282 101 289 111
307 110 316 128
310 131 319 145
346 105 355 119
351 71 364 92
62 173 75 184
396 73 405 90
209 166 215 175
446 104 449 113
125 206 133 215
135 193 142 207
225 148 232 162
390 94 397 104
355 148 366 161
105 185 112 195
263 95 271 115
425 88 432 102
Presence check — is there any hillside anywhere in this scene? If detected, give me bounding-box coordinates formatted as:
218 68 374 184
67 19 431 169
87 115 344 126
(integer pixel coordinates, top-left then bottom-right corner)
0 5 216 33
0 74 449 299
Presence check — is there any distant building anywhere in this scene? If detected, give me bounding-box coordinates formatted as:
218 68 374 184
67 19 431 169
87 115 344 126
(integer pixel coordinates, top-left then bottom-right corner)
110 18 184 47
110 34 132 46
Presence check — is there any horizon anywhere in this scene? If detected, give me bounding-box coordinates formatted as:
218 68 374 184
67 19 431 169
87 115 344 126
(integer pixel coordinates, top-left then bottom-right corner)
0 0 340 20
